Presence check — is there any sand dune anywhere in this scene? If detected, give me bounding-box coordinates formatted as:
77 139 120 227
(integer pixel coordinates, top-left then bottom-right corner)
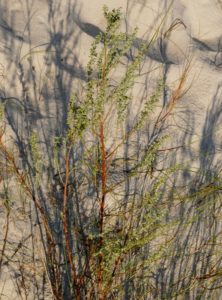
0 0 222 298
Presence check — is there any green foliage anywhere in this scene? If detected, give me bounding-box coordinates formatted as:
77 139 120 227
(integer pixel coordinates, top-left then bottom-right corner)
84 5 139 125
133 79 163 131
62 7 176 298
29 131 41 177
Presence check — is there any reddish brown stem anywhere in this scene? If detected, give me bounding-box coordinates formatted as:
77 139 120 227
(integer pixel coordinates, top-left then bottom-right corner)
0 210 10 275
63 147 81 298
0 138 54 243
97 120 107 299
99 121 107 235
0 137 63 297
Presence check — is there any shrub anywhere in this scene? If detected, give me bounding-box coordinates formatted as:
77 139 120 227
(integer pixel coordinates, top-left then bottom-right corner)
1 5 220 300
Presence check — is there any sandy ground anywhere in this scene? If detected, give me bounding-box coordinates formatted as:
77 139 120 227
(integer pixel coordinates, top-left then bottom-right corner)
0 0 222 298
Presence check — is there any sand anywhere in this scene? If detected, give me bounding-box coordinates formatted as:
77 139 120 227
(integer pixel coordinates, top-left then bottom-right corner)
0 0 222 298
